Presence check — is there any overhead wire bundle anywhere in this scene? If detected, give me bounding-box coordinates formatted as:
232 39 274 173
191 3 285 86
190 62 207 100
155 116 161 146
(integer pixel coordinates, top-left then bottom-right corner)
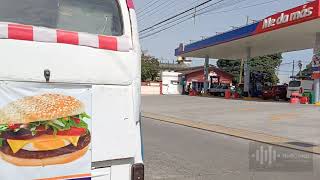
137 0 177 21
138 0 205 28
138 0 280 40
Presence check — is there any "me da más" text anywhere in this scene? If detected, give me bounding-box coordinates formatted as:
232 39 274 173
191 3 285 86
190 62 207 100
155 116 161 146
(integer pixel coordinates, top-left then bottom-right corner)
263 5 314 29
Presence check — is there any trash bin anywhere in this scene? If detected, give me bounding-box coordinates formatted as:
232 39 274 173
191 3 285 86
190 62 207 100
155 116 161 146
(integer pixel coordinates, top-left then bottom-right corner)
303 92 314 104
290 92 300 104
310 92 315 104
225 90 231 99
300 96 309 104
233 92 240 99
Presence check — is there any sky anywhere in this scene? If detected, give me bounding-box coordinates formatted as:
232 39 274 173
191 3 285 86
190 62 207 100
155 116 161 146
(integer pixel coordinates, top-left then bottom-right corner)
134 0 314 84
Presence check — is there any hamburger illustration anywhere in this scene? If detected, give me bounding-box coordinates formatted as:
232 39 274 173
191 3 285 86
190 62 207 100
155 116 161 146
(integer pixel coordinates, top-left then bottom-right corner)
0 94 91 166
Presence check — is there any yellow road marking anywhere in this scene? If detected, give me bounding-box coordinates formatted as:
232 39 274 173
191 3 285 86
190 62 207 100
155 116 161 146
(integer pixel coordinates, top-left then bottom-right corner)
271 113 298 121
237 108 256 111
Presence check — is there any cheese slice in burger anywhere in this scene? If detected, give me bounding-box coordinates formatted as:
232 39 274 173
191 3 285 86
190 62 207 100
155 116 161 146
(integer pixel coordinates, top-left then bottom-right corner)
7 135 80 153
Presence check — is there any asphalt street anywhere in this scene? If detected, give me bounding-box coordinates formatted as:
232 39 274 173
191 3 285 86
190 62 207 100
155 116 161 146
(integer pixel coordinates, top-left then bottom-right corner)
142 117 320 180
142 95 320 145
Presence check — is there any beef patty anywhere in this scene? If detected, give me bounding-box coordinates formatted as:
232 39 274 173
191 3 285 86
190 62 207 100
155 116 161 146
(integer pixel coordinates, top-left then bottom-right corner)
0 133 91 159
0 128 52 140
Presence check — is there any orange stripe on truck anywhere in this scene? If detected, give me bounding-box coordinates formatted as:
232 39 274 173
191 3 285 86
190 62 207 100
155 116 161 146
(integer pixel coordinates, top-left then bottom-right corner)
34 173 91 180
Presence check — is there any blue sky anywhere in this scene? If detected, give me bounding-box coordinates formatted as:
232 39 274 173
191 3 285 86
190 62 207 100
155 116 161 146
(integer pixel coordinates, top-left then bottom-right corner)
135 0 314 83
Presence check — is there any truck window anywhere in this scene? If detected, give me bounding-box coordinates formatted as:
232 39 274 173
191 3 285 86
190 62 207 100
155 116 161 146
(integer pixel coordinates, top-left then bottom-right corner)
289 81 301 87
0 0 123 36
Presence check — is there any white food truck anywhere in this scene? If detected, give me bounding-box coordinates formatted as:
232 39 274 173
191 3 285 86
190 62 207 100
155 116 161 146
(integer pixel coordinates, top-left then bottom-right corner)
287 80 313 99
0 0 143 180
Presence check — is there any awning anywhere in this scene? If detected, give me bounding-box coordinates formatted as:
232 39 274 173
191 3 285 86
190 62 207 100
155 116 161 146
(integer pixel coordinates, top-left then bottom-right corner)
175 0 320 60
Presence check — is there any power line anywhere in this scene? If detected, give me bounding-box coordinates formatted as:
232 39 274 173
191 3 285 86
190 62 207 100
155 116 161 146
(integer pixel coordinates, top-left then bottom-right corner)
279 60 311 66
136 0 162 15
279 62 293 66
140 0 277 38
140 16 189 39
139 0 205 28
201 0 278 16
140 9 197 36
138 0 177 21
139 0 225 34
140 0 244 37
140 0 266 29
140 0 243 35
140 0 278 39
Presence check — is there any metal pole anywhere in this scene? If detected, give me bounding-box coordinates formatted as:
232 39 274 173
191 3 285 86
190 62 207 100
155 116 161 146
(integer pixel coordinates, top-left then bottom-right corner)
292 60 295 79
244 47 251 96
204 56 209 94
239 59 244 83
298 60 302 77
314 33 320 103
246 16 249 25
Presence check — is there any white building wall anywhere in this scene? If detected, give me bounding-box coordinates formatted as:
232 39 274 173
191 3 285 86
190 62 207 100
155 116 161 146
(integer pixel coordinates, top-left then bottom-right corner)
161 71 182 95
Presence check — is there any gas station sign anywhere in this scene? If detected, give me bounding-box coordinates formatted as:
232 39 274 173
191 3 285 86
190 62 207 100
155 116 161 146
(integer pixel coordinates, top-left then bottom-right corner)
256 0 319 34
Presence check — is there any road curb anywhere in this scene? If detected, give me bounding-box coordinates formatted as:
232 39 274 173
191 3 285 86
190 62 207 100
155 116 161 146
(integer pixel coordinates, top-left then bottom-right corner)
142 112 320 155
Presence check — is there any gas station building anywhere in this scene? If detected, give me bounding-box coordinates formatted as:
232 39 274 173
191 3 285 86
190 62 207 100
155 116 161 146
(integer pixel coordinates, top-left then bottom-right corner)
175 0 320 102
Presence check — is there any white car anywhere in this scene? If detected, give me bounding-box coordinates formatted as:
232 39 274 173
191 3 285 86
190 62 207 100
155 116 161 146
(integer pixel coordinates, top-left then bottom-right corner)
287 80 313 99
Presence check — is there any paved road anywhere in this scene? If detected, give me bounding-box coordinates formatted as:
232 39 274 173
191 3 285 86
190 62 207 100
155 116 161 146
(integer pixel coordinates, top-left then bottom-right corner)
143 117 320 180
142 95 320 144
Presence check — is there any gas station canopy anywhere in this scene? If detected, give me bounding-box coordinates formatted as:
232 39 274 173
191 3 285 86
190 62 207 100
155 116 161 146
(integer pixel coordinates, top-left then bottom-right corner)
175 0 320 60
174 0 320 102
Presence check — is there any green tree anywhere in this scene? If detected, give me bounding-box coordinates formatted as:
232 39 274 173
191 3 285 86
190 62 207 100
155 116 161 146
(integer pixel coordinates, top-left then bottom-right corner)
298 63 312 77
217 53 282 85
216 59 241 83
249 53 282 84
141 53 160 81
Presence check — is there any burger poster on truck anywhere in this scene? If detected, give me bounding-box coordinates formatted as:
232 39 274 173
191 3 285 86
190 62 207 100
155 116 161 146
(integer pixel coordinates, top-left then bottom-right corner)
0 82 92 180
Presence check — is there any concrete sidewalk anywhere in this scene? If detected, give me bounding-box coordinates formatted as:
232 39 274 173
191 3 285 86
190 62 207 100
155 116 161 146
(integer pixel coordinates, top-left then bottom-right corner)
142 95 320 152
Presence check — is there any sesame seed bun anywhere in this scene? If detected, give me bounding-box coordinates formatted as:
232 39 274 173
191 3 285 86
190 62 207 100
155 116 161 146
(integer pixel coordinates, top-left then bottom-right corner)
0 145 89 166
0 94 85 124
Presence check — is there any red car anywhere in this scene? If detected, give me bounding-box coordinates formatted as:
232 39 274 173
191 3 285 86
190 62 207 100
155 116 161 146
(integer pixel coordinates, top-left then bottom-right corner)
262 85 288 101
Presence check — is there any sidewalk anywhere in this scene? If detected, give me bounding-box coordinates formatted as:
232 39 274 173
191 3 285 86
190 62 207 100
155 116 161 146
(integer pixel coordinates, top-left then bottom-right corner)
142 95 320 153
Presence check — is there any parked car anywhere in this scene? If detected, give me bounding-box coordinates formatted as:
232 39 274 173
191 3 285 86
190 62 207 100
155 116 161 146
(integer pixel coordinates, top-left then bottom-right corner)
287 80 313 99
262 85 287 100
209 83 229 96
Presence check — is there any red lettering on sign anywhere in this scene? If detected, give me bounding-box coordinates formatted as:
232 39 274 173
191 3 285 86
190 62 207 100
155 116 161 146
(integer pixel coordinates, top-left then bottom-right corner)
255 0 320 34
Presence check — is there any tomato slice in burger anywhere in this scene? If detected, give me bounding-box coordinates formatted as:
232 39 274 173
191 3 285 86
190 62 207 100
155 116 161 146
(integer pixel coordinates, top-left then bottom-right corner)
70 117 81 124
8 123 20 130
57 127 87 136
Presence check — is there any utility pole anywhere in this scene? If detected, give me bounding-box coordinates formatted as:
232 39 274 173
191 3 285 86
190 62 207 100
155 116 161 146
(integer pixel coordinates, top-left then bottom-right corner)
298 60 303 77
193 7 197 25
292 60 295 79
